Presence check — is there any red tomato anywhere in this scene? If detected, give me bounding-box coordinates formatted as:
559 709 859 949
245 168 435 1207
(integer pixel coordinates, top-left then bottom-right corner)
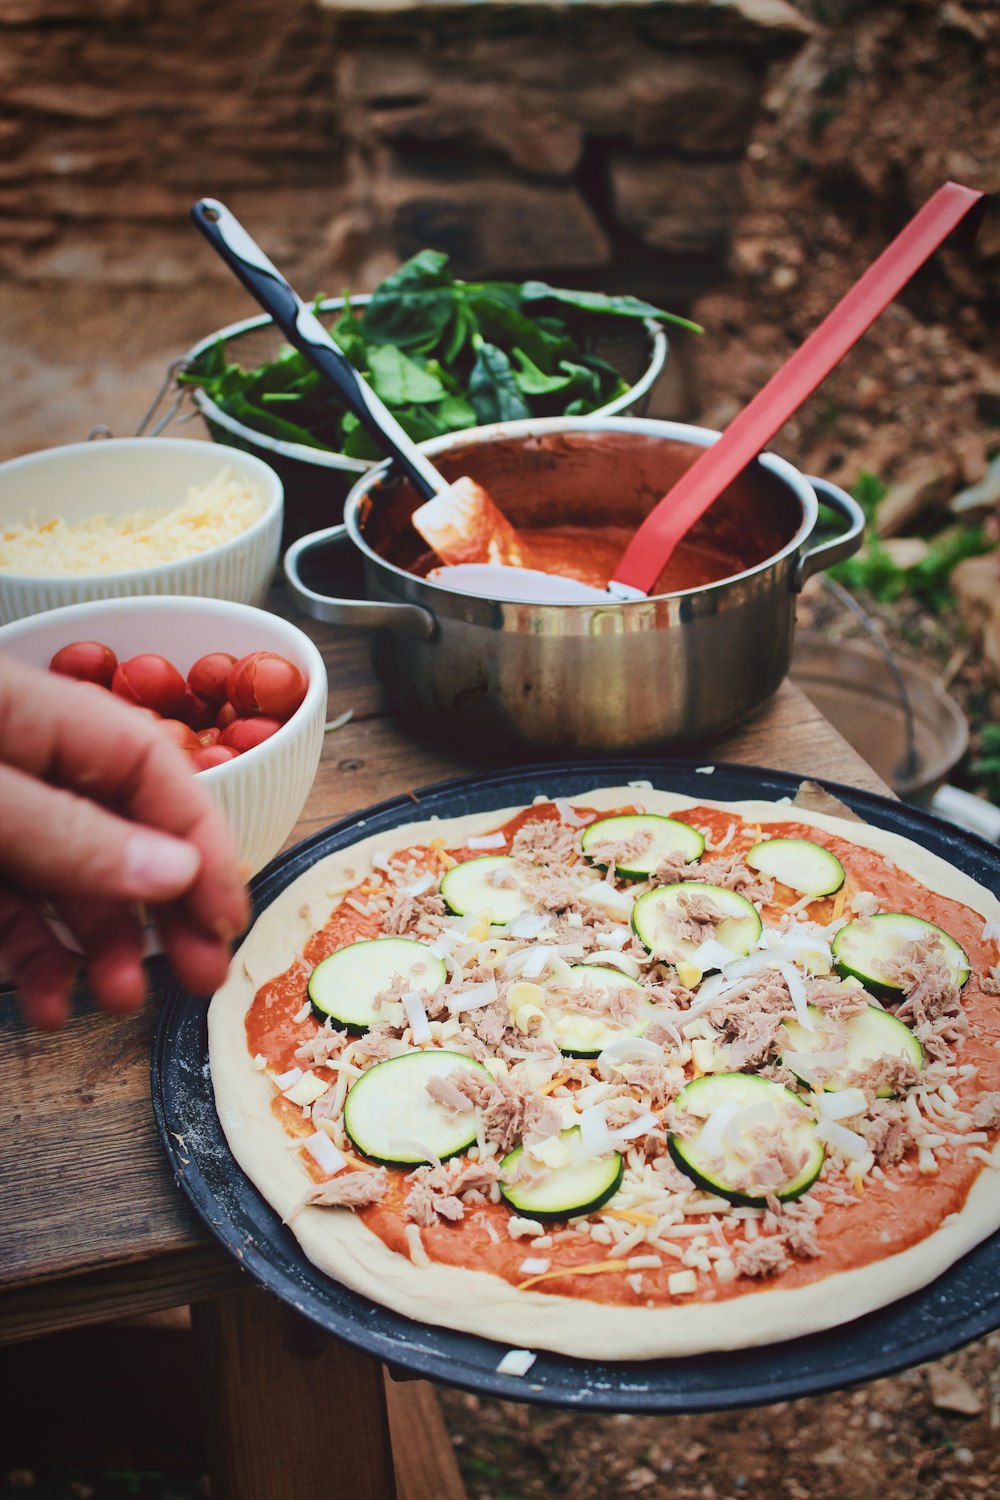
113 654 187 719
49 640 118 688
216 701 239 730
197 726 221 748
219 716 283 753
191 744 240 772
180 683 219 731
227 652 307 721
158 718 201 752
188 652 237 703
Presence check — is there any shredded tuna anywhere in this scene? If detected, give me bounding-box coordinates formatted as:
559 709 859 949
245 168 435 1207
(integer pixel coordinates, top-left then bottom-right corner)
425 1074 476 1113
295 1019 348 1066
584 830 654 874
307 1167 387 1209
651 850 773 903
404 1155 503 1227
849 890 881 918
510 817 577 867
854 1053 921 1097
732 1236 790 1278
971 1091 1000 1131
382 887 447 937
892 939 968 1063
863 1101 916 1166
351 1025 396 1067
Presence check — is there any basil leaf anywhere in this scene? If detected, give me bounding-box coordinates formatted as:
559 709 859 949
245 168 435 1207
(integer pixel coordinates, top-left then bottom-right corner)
223 392 335 450
510 348 574 397
367 345 448 406
440 301 474 366
360 250 455 351
557 359 602 405
468 341 533 424
520 281 703 333
432 394 478 431
467 293 574 371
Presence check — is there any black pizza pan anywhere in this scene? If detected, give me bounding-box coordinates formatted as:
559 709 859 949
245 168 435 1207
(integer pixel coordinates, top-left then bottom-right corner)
152 759 1000 1413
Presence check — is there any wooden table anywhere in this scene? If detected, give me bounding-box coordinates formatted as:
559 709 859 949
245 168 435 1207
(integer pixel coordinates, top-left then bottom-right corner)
0 609 891 1498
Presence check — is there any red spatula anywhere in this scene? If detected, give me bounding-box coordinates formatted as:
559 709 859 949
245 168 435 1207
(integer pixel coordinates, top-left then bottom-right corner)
435 181 986 604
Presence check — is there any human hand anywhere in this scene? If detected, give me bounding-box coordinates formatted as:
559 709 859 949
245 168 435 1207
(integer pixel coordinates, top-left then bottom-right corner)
0 653 250 1028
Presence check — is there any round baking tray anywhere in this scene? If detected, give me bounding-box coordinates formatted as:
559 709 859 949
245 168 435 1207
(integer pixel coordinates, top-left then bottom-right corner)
152 759 1000 1412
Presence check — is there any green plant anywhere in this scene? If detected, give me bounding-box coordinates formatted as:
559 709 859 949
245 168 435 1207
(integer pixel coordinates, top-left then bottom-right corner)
973 725 1000 805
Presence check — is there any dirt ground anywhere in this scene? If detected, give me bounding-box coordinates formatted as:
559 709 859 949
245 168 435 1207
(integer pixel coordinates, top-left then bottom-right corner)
3 1 999 1496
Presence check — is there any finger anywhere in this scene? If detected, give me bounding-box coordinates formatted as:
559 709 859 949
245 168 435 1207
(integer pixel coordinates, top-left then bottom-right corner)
56 897 149 1016
0 763 201 904
0 660 249 939
0 885 78 1029
155 904 235 997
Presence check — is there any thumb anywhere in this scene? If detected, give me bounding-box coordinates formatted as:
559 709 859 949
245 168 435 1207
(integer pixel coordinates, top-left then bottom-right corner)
0 764 201 904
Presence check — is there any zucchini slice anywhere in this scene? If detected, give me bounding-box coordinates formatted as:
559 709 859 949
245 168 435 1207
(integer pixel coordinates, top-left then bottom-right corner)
746 837 845 897
343 1050 492 1166
668 1073 824 1206
832 913 970 994
781 1003 923 1095
439 855 533 925
308 937 447 1031
545 964 653 1058
500 1129 624 1220
582 813 704 879
631 882 762 965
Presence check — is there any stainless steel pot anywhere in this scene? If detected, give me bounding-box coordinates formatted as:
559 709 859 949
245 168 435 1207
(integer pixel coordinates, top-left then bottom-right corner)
284 418 864 754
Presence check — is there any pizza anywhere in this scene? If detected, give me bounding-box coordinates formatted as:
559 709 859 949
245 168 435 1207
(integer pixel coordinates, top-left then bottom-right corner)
207 782 1000 1361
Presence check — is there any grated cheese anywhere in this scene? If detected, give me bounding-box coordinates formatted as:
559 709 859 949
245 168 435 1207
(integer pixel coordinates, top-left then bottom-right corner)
0 466 265 576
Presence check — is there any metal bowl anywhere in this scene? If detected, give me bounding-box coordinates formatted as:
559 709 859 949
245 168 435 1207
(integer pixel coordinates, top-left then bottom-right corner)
181 297 668 547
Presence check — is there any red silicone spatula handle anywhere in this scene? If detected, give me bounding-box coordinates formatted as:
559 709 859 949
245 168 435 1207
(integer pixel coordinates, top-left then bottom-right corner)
612 181 987 597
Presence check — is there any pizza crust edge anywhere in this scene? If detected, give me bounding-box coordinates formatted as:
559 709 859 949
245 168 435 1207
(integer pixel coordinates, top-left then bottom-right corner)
207 785 1000 1360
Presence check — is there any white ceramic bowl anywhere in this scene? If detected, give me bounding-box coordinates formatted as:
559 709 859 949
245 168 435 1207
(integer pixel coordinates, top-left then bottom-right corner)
0 595 327 878
0 438 284 623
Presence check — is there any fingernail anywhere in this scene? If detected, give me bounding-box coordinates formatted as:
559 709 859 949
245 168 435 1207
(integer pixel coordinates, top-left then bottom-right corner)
124 833 200 897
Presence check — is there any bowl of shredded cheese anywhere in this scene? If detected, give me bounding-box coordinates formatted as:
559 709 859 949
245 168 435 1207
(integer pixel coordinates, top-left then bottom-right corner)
0 437 283 622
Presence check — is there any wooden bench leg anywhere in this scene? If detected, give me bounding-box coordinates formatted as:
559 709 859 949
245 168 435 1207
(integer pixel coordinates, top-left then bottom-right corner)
193 1287 397 1500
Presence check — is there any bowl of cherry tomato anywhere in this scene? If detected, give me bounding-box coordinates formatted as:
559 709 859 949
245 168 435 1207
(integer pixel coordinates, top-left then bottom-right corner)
0 595 328 877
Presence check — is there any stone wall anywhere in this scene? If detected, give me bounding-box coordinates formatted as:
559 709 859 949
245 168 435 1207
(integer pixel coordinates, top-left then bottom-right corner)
0 0 807 301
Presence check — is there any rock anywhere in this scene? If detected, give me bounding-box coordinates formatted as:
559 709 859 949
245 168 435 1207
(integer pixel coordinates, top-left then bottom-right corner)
880 537 930 569
874 458 960 537
367 89 584 178
377 168 612 277
927 1364 985 1416
951 552 1000 676
624 57 760 153
609 158 743 255
950 454 1000 517
812 1445 847 1466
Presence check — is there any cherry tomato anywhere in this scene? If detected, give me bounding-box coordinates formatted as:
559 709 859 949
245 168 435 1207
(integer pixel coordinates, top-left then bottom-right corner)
216 701 239 730
180 683 219 732
227 652 307 721
197 726 221 748
49 641 118 689
191 744 240 772
219 716 283 754
188 652 237 703
158 718 201 752
112 654 187 719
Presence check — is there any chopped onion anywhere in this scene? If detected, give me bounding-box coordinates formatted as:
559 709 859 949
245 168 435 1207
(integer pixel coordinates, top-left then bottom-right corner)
447 978 499 1013
402 990 432 1043
690 938 738 973
595 925 631 951
554 797 589 827
696 1099 745 1158
274 1066 303 1091
579 1104 616 1158
611 1109 659 1143
402 871 436 897
581 950 641 979
388 1137 441 1166
777 960 812 1031
597 1036 662 1077
721 1101 777 1155
816 1118 868 1160
580 880 635 920
496 1349 537 1377
507 913 550 940
467 831 507 850
518 1256 551 1276
520 946 554 980
815 1088 867 1121
303 1132 347 1177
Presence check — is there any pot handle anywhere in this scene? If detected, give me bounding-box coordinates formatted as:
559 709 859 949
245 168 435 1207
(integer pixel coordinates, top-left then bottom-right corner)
283 525 436 641
794 477 866 591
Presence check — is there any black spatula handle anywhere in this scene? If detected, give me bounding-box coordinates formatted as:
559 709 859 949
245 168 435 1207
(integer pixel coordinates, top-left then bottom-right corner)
191 198 445 501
